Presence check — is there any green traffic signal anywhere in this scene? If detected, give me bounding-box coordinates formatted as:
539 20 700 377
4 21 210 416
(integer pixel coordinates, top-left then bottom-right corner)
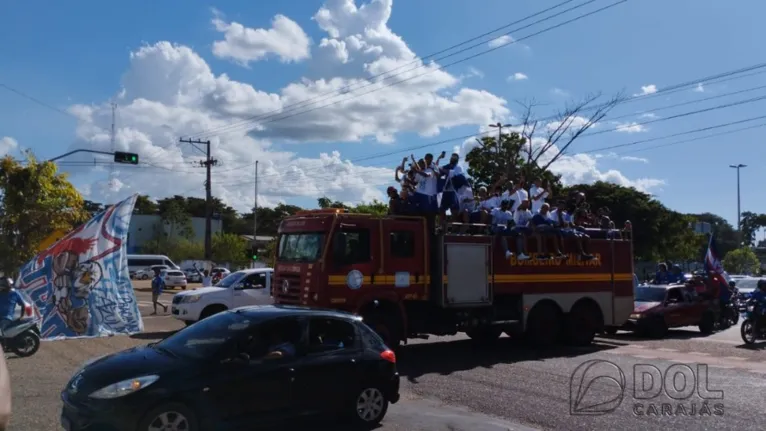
114 151 139 165
252 255 258 261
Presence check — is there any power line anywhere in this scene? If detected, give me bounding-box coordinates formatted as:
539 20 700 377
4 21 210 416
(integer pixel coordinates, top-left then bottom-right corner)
186 0 627 140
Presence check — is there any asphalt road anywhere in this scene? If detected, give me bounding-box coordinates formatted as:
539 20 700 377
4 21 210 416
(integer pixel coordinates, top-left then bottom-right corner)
7 287 766 430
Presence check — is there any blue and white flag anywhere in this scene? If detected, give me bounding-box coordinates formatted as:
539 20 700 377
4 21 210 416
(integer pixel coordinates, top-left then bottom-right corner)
16 194 143 339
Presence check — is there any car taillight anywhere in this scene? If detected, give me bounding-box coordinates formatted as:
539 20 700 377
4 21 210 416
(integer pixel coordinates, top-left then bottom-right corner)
380 349 396 364
24 304 33 317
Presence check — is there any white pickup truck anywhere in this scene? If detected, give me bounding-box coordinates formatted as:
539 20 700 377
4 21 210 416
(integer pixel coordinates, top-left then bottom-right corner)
170 268 274 326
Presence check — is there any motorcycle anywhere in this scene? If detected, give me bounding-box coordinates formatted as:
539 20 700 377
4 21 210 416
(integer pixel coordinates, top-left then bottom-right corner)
740 301 766 344
1 317 41 357
720 301 739 328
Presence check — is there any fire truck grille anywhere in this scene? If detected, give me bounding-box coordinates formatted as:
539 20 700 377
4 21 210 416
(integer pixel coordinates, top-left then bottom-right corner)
274 274 302 305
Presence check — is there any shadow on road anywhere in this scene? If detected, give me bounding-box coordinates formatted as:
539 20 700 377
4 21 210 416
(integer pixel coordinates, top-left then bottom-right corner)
735 342 766 350
397 336 624 383
598 328 712 342
130 330 177 340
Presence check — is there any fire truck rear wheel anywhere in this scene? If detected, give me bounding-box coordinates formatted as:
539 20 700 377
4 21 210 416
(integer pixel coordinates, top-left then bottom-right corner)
525 302 561 347
564 302 600 346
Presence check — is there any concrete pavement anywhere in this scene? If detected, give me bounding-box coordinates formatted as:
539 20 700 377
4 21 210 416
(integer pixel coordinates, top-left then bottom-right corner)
8 292 766 430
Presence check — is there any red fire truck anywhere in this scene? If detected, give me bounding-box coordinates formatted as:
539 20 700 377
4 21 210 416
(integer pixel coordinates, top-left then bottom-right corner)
272 209 635 347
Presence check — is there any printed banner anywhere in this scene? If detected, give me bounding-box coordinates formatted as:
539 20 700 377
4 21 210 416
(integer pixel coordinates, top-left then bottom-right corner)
16 194 143 339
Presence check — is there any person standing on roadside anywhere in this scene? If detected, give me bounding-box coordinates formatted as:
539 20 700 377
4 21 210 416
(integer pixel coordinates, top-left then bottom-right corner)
193 263 213 287
151 268 168 315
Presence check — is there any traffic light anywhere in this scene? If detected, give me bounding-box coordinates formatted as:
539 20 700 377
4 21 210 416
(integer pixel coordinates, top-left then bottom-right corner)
114 151 139 165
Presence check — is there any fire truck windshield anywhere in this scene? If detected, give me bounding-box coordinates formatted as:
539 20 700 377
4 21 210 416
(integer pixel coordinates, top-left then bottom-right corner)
278 233 325 262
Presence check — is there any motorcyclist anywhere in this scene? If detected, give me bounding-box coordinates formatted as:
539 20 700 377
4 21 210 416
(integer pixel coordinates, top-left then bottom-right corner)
718 276 734 324
0 278 26 336
749 280 766 330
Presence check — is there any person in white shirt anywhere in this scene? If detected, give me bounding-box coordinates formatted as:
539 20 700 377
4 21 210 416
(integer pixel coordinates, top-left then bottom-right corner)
509 200 532 260
193 263 213 287
529 179 549 214
490 201 516 259
502 179 529 213
410 158 437 214
438 153 468 219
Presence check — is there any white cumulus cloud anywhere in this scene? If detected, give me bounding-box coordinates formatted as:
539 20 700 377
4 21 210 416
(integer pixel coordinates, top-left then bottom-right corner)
488 35 513 48
0 137 19 157
58 0 658 210
508 72 528 81
614 122 647 133
634 84 657 96
212 13 312 65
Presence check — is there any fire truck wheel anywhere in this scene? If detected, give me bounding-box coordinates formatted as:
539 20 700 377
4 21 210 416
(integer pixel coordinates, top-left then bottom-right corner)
466 326 503 345
525 302 561 347
564 302 601 346
364 312 402 349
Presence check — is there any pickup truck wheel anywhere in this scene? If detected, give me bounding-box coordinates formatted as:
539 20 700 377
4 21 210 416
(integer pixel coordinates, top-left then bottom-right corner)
699 311 715 334
525 303 561 348
199 305 227 320
648 318 668 339
466 326 503 345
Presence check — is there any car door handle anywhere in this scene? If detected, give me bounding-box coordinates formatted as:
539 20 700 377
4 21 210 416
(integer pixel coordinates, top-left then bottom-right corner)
288 368 295 382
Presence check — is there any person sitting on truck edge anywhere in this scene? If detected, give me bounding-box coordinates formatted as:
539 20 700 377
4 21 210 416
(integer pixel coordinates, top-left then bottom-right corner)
549 203 594 260
478 184 501 225
531 203 566 260
455 183 476 233
490 200 515 258
510 200 532 261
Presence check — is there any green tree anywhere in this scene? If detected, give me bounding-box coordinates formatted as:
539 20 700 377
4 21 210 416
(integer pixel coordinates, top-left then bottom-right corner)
723 247 760 275
561 182 698 261
317 197 349 210
134 195 159 214
240 204 303 237
740 211 766 247
212 232 249 266
0 152 89 273
688 213 738 258
159 200 193 241
351 200 388 216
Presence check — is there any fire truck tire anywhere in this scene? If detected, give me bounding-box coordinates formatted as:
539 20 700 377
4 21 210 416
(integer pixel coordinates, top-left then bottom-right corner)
525 302 561 347
364 312 402 349
466 326 503 345
564 302 600 346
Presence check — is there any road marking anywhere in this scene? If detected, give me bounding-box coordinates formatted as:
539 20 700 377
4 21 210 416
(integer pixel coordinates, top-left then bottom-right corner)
627 344 646 349
723 356 748 361
686 351 711 356
656 348 678 352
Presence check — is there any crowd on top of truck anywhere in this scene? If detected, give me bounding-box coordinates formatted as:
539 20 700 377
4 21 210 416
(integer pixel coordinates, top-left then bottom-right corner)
383 150 627 262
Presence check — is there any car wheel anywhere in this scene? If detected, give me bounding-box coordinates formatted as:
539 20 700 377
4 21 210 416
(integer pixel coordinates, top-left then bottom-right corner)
199 305 227 320
139 402 198 431
350 387 389 426
141 274 149 280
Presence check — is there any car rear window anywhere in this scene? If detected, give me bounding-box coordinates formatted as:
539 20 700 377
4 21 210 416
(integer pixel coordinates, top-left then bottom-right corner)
167 271 183 276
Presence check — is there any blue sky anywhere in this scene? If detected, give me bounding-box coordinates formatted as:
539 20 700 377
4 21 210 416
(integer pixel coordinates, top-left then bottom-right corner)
1 0 765 230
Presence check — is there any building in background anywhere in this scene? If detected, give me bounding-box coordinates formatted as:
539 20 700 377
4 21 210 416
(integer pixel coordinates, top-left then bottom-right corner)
127 215 222 253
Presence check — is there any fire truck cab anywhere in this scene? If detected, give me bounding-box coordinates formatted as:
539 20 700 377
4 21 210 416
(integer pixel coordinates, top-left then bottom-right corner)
273 209 634 347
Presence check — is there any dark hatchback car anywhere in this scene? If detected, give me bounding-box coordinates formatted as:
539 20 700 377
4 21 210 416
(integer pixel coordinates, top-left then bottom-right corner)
60 305 400 431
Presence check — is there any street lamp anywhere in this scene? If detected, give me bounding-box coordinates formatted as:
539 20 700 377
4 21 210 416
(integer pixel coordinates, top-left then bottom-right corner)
729 163 747 245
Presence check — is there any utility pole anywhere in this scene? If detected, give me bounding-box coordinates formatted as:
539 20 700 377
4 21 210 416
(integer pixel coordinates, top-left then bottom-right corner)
180 138 217 260
109 102 117 193
253 160 258 268
489 122 511 177
729 163 747 246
